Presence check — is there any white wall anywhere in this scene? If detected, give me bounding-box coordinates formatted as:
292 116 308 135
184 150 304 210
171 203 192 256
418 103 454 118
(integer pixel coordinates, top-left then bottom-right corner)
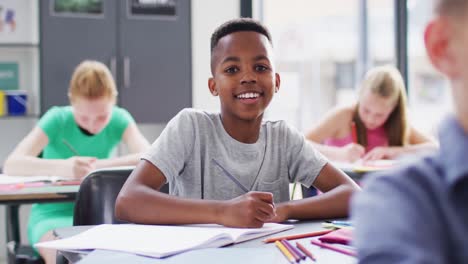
0 1 240 263
191 0 240 111
0 118 37 263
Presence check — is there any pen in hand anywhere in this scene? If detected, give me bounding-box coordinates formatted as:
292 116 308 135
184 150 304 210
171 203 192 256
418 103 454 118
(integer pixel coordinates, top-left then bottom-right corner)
61 139 96 180
62 139 80 156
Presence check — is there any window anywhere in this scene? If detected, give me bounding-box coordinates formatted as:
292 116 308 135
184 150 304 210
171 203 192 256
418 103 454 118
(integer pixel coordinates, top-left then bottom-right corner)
257 0 396 132
408 0 452 135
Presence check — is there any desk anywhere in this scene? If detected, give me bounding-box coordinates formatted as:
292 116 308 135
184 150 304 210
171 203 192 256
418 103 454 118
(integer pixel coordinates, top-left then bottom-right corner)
54 221 357 264
0 185 79 250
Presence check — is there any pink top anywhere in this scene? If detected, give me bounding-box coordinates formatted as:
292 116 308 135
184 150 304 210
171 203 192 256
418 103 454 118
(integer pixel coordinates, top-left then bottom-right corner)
323 126 388 153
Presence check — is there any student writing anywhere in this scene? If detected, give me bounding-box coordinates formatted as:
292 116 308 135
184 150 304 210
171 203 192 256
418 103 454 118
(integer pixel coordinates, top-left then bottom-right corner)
115 18 360 228
306 65 438 162
3 60 150 264
352 0 468 262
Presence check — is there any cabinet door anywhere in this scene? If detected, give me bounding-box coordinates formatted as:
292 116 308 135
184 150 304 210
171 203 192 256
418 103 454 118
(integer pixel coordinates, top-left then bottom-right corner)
118 0 192 123
40 0 117 114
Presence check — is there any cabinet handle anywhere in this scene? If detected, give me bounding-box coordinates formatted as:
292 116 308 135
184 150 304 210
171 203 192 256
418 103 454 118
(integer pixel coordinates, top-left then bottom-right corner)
124 57 131 89
110 57 117 80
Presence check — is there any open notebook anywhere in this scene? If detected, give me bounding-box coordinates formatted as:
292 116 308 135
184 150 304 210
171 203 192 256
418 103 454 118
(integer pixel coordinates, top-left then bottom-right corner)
333 159 397 173
0 174 70 185
36 223 293 258
0 174 80 191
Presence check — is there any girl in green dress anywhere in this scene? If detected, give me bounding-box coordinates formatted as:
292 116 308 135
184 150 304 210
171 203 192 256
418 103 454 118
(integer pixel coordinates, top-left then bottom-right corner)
4 60 150 263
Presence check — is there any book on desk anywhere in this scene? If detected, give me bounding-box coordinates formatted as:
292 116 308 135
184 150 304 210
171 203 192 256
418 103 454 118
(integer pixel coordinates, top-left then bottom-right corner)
36 223 293 258
333 159 397 173
0 174 80 191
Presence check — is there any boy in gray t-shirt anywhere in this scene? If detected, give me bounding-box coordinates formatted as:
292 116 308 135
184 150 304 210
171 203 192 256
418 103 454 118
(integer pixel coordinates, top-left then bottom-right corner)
116 18 359 228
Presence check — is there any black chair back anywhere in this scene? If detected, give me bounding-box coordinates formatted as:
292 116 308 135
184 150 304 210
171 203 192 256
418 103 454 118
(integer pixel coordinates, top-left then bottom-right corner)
73 166 169 225
73 167 132 225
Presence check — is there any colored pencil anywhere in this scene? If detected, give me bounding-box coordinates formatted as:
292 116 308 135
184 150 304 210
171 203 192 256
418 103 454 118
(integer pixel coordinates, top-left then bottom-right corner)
287 240 306 260
280 240 301 262
274 240 295 263
296 241 316 261
263 229 333 243
310 239 357 257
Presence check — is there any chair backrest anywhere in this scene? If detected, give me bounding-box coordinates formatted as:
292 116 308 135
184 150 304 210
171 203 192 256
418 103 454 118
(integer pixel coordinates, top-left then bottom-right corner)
73 166 169 225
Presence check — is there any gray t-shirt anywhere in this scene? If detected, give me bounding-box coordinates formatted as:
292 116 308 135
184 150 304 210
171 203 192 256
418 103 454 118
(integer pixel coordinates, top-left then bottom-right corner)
143 108 327 203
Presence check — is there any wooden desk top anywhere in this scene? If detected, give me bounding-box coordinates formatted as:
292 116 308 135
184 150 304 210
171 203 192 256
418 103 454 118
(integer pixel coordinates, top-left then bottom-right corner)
0 185 79 204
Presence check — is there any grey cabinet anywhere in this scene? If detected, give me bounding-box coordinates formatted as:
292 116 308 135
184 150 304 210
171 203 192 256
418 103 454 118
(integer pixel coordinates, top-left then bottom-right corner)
40 0 192 123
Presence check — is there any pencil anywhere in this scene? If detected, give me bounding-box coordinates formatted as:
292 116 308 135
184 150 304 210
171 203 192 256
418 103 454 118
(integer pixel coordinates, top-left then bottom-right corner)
296 241 316 261
62 139 80 156
263 229 333 243
310 239 357 257
212 159 249 192
281 239 304 261
274 240 295 263
351 122 358 143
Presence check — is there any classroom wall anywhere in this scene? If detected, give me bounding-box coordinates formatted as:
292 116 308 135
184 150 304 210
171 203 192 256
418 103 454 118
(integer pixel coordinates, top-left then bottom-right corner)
191 0 240 111
0 1 240 263
0 118 37 169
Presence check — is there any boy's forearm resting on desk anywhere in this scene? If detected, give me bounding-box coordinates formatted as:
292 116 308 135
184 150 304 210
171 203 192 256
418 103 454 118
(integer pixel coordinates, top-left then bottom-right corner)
274 184 358 221
116 160 277 228
116 186 222 224
115 185 275 228
272 162 361 220
116 182 357 226
116 161 358 227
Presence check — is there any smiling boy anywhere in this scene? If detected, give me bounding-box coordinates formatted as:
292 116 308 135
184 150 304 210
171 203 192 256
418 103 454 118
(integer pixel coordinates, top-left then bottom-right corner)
116 18 359 227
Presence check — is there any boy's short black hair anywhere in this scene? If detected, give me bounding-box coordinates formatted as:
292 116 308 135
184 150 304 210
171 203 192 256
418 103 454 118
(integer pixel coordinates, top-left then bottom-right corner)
210 18 272 53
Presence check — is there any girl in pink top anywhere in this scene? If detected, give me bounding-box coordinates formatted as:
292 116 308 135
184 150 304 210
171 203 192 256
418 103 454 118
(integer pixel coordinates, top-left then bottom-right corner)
306 65 438 162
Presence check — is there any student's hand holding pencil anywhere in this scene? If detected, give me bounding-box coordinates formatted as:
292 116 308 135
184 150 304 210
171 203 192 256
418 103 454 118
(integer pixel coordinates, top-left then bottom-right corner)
65 156 97 179
218 191 276 228
362 146 399 161
341 143 365 162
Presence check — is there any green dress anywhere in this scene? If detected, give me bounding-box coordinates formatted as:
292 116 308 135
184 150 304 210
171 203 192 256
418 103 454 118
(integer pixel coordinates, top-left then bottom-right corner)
28 106 134 248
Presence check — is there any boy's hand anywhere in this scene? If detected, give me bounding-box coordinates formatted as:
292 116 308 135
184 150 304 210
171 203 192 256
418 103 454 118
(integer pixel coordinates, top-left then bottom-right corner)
267 203 289 223
219 191 276 228
66 156 97 179
341 143 365 162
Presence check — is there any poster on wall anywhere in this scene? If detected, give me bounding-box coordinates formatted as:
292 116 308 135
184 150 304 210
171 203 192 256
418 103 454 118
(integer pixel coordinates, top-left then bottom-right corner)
0 62 19 91
129 0 177 18
0 0 38 44
52 0 103 17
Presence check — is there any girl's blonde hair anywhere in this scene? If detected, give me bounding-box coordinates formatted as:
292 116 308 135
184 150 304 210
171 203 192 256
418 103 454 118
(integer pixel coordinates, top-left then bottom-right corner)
353 65 409 147
68 60 118 102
